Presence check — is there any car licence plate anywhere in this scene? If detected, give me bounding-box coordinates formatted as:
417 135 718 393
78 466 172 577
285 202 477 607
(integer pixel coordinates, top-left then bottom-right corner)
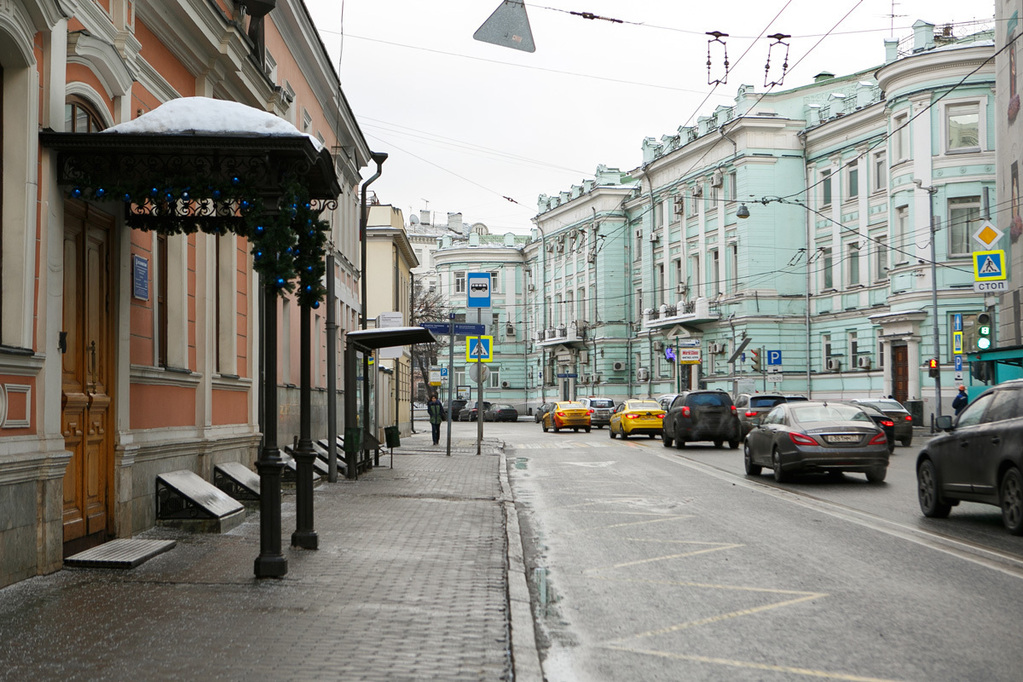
825 435 859 443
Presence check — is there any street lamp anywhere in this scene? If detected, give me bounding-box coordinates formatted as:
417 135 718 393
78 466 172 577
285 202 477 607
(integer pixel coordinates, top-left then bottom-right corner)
914 179 942 418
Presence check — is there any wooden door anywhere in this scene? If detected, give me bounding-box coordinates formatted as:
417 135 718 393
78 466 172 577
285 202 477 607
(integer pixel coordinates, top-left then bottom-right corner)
892 345 909 404
62 201 115 555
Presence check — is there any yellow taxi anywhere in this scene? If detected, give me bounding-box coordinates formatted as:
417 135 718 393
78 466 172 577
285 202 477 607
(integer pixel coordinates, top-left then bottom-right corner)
609 400 665 439
542 401 592 433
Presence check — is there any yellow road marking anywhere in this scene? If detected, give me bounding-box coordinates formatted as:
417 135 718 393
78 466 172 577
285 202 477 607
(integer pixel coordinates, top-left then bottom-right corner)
585 543 744 571
591 574 829 597
604 647 904 682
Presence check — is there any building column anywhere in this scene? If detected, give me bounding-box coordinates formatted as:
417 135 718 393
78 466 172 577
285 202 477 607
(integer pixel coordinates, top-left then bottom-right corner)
907 336 921 401
880 338 892 398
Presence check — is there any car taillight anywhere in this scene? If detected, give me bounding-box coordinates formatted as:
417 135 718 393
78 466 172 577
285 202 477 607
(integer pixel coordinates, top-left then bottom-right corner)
904 415 913 421
745 410 758 417
588 409 594 415
626 413 639 419
730 406 737 414
656 412 665 419
682 406 691 417
556 411 566 417
881 420 894 427
789 432 817 446
869 432 888 445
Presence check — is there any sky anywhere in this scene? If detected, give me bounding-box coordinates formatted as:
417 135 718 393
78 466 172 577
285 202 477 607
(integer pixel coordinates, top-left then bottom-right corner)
302 0 996 233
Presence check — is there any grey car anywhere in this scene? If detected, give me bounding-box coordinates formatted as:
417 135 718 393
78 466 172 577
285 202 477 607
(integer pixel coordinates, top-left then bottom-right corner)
734 393 787 438
662 390 742 449
852 399 913 447
580 397 615 428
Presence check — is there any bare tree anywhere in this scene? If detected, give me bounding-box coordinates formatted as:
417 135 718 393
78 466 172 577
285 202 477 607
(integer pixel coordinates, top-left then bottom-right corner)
410 280 448 402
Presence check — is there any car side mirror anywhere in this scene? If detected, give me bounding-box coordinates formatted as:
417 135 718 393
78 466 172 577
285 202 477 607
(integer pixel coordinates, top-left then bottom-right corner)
935 415 954 431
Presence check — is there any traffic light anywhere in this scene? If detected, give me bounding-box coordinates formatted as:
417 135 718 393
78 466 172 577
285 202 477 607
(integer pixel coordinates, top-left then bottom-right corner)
751 347 763 372
928 357 939 378
977 312 992 350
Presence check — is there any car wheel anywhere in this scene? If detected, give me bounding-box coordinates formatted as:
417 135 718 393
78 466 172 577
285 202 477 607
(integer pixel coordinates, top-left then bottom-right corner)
1000 467 1023 535
729 440 740 450
744 443 762 476
675 436 685 449
662 432 673 448
714 439 723 449
585 427 591 433
542 421 548 433
900 437 912 448
772 448 787 483
553 424 560 433
866 465 887 483
609 427 616 439
648 433 655 439
917 459 951 518
621 430 629 439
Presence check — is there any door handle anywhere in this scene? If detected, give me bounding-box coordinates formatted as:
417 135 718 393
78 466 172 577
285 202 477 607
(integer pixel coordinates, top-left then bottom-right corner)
88 341 97 384
991 437 1001 445
959 440 969 448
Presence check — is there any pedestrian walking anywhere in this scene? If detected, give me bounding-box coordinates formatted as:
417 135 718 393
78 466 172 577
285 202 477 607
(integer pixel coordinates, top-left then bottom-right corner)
427 394 445 445
952 385 969 416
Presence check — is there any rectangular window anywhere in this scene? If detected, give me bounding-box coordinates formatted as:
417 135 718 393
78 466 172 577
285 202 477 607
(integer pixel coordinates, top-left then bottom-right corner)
874 236 888 281
894 206 909 255
894 113 909 160
728 243 738 292
674 259 683 294
821 169 832 207
634 230 643 257
849 331 858 359
689 254 700 298
710 249 720 295
656 264 665 306
822 247 833 289
946 103 979 151
847 243 860 286
489 369 501 389
873 151 886 191
669 196 681 223
948 196 980 256
823 334 832 369
489 270 500 293
847 164 859 199
577 288 585 321
727 171 737 201
686 189 696 217
654 201 664 229
454 271 466 294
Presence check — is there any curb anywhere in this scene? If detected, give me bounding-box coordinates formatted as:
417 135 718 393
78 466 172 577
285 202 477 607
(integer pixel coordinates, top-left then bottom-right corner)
499 445 544 682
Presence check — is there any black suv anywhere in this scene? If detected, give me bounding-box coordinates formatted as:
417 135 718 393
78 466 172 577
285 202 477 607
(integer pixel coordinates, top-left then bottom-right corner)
917 380 1023 534
662 390 741 449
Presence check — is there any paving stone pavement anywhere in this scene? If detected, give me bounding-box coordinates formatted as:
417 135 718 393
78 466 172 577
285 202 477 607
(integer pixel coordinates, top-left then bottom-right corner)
0 433 540 682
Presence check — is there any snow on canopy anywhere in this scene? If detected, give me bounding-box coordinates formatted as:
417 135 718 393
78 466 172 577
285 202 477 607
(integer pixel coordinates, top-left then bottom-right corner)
103 96 324 152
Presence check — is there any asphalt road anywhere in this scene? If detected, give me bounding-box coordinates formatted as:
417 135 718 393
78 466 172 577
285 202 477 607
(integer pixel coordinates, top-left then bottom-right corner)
478 420 1023 682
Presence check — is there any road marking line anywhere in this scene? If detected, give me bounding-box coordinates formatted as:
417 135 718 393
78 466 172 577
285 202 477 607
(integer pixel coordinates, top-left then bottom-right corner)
603 647 902 682
585 543 743 571
557 514 694 536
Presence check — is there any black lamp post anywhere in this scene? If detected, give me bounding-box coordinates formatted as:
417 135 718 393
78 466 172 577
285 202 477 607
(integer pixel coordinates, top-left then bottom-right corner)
254 277 287 578
291 301 318 549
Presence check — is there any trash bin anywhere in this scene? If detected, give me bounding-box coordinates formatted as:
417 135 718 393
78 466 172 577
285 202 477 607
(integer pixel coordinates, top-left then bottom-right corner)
344 427 362 455
905 399 924 426
384 426 401 449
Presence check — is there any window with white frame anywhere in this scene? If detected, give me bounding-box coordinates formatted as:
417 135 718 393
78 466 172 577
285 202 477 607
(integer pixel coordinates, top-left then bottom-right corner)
655 264 665 306
728 243 738 292
894 206 909 256
893 112 909 161
301 108 312 133
489 368 501 389
822 247 834 289
847 163 859 200
654 201 664 229
821 169 832 207
689 254 701 298
946 102 980 152
489 270 500 293
727 171 737 202
948 196 980 256
566 292 574 323
669 195 681 223
710 249 720 295
847 242 860 286
674 258 683 294
454 271 466 293
264 50 278 82
822 334 832 369
686 189 696 217
577 288 585 321
634 230 643 257
849 330 858 359
874 235 888 281
873 151 886 192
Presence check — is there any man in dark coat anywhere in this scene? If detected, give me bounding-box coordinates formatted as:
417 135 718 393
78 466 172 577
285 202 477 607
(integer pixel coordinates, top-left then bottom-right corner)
427 394 445 445
952 385 969 416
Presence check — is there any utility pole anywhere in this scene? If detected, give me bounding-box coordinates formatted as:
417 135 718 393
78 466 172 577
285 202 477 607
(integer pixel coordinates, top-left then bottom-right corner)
916 181 942 418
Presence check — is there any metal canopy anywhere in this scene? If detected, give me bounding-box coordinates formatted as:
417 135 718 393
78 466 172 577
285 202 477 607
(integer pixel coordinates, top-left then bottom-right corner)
346 327 438 349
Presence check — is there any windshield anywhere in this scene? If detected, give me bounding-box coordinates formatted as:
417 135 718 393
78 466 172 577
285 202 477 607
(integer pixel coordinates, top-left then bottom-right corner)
750 396 785 408
628 401 661 410
588 399 614 408
688 393 731 407
558 402 585 410
790 404 872 424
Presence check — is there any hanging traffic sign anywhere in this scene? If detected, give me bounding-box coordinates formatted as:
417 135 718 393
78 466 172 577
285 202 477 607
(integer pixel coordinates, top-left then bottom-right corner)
952 331 963 355
972 221 1004 249
974 250 1006 280
465 336 493 362
467 273 492 308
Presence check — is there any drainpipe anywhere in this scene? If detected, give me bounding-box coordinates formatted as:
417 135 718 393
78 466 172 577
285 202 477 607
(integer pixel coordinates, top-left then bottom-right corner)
359 152 387 466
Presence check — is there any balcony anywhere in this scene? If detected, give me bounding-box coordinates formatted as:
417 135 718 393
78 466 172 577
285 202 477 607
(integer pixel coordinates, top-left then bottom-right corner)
642 297 719 330
536 320 588 348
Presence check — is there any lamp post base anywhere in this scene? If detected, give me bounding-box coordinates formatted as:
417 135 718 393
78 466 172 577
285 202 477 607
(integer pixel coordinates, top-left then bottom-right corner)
253 554 288 578
291 530 319 550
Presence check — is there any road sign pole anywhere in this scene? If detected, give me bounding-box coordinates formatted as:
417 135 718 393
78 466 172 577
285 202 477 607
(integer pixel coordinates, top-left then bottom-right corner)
446 313 454 457
476 308 483 455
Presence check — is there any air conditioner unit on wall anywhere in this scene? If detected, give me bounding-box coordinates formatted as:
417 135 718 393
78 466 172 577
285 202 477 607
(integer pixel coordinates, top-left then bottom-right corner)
711 169 724 187
612 361 626 371
708 342 722 354
649 232 660 242
501 380 510 388
506 324 515 335
637 368 650 382
856 356 871 369
827 358 842 371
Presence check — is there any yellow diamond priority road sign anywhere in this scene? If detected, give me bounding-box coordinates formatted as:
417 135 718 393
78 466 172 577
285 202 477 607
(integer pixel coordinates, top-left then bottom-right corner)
973 220 1004 249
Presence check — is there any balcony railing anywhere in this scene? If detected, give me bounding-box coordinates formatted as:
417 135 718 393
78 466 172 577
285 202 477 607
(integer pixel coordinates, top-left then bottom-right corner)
642 297 719 329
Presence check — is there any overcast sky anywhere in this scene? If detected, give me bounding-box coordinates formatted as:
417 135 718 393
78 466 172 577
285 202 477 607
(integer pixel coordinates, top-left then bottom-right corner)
302 0 995 233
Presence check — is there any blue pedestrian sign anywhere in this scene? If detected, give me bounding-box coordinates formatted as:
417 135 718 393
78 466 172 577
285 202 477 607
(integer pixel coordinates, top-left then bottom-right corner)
767 350 782 366
467 272 492 308
465 335 493 362
973 250 1006 281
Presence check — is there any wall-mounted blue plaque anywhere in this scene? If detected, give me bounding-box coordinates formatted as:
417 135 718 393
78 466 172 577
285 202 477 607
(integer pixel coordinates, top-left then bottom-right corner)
133 254 149 301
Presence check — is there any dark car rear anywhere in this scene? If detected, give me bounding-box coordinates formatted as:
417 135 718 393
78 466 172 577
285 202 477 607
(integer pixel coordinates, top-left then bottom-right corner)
735 394 787 438
448 399 468 421
662 390 741 449
853 399 913 447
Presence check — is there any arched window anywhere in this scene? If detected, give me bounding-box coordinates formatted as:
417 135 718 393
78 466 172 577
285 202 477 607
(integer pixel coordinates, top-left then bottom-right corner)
65 97 105 132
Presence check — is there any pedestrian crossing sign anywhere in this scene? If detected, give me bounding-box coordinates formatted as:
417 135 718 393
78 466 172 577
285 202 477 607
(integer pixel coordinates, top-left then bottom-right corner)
465 336 493 363
973 250 1006 281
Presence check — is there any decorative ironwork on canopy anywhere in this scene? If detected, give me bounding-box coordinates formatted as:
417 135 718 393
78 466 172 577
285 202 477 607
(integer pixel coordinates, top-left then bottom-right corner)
39 131 340 304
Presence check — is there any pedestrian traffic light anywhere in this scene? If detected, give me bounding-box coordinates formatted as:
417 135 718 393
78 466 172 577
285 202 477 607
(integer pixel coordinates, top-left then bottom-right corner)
751 347 762 372
928 357 939 378
977 312 992 350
